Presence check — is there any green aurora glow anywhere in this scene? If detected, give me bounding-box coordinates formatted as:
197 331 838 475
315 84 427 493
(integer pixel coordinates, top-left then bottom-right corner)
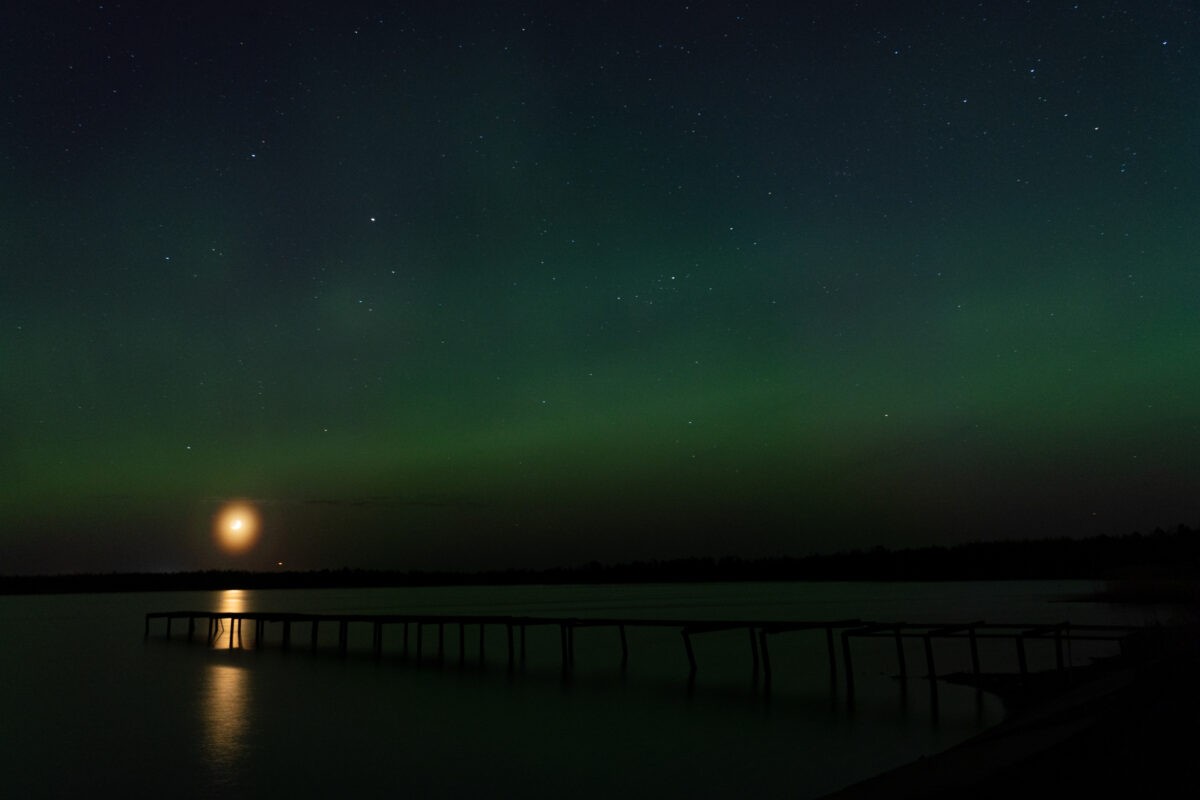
2 2 1198 571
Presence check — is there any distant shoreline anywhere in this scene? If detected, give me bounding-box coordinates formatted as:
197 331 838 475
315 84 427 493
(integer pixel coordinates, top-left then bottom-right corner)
4 527 1198 596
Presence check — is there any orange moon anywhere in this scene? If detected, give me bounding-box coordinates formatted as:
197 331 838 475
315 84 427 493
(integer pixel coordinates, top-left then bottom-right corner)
214 502 261 554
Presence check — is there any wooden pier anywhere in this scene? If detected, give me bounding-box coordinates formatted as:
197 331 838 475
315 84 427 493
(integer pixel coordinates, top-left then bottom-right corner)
144 610 1152 691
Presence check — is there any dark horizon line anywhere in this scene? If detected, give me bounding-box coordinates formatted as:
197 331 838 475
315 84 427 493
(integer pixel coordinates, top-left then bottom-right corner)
2 524 1198 596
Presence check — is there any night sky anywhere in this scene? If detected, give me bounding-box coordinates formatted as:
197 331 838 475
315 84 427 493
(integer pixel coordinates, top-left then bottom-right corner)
3 2 1198 574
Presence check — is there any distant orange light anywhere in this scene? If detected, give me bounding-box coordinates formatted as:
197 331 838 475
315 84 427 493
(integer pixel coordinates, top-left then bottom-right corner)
214 502 260 554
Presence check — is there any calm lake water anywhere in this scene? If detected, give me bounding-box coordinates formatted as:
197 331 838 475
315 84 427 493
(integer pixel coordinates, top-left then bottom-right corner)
0 581 1171 798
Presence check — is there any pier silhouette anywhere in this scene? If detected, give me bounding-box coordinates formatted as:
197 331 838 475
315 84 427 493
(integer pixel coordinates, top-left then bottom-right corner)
144 610 1153 698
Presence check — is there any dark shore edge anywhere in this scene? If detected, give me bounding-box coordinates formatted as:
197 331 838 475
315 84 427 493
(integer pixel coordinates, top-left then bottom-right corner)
821 629 1199 798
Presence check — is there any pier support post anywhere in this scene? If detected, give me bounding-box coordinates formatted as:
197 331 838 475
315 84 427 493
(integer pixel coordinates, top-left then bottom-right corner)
520 625 527 665
311 620 319 652
842 630 856 697
187 617 196 642
560 623 569 670
682 630 697 676
923 634 936 680
402 623 409 658
969 626 980 676
228 617 236 649
825 626 837 681
459 623 466 666
166 617 173 639
1016 634 1028 677
282 620 292 651
749 628 760 677
338 620 348 656
894 626 907 679
479 623 486 665
1054 626 1064 672
373 622 383 659
506 623 514 668
416 623 424 663
438 623 445 663
759 630 772 683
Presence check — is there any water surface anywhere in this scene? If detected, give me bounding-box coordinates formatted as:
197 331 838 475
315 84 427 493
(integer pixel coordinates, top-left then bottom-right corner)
0 581 1163 798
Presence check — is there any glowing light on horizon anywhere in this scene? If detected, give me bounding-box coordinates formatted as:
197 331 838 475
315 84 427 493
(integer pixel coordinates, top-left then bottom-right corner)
214 502 260 554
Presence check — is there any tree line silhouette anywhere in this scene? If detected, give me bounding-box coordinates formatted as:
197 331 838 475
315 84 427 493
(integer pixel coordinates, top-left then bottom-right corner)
3 525 1199 595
